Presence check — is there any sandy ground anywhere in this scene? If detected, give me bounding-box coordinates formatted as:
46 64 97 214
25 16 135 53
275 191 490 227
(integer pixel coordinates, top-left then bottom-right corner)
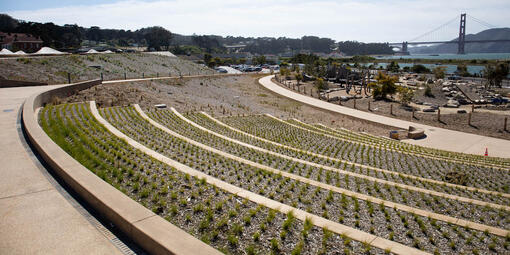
63 75 393 137
276 77 510 140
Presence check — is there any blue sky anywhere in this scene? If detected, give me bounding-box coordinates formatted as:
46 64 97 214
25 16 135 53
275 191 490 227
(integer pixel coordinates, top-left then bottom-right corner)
3 0 509 42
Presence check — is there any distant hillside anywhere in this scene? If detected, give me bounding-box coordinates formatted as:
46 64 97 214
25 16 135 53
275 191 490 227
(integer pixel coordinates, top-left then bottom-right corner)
409 28 510 54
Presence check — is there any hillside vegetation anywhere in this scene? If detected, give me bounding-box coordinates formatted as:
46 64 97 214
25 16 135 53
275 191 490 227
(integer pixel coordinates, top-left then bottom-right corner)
0 53 214 84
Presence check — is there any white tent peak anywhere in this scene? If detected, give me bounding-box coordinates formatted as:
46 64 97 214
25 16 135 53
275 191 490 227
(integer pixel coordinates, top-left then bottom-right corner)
34 47 67 55
0 48 14 55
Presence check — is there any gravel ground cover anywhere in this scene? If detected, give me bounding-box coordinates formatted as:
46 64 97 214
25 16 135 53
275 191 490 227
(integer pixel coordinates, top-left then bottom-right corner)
186 111 510 205
99 106 509 254
289 119 510 169
39 102 390 255
145 108 510 229
221 115 510 193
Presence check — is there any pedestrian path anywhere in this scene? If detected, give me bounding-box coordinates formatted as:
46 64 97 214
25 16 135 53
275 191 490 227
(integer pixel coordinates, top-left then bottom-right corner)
0 85 121 254
259 75 510 158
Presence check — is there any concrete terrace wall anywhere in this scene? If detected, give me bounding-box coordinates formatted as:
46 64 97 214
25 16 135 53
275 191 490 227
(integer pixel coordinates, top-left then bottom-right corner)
22 79 221 255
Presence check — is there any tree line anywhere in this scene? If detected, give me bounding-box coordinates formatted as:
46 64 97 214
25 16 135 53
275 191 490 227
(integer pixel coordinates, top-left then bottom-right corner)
1 14 393 55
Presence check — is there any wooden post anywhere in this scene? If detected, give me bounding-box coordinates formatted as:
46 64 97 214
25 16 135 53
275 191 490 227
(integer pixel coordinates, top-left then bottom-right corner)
353 98 356 109
100 72 103 81
142 72 144 78
124 72 127 80
505 117 508 131
468 112 472 126
67 72 71 84
157 72 159 78
368 101 370 111
390 104 393 115
412 108 415 119
437 108 441 122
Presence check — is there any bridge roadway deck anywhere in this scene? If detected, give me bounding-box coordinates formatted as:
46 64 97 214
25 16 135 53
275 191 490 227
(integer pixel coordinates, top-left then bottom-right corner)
0 85 121 254
259 75 510 158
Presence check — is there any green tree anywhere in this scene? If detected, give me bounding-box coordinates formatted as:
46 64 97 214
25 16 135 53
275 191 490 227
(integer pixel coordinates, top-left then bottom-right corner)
456 64 470 77
253 55 267 65
411 64 430 74
433 66 446 79
295 73 303 85
315 78 329 91
483 62 509 89
368 72 398 100
386 61 400 72
424 85 434 97
398 87 414 106
144 26 172 51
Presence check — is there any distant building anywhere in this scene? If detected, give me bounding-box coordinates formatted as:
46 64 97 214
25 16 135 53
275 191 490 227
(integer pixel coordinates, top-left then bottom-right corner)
0 32 43 53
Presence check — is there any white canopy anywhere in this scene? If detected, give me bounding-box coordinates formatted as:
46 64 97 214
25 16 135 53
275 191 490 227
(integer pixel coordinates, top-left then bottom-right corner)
0 48 14 55
14 50 27 55
34 47 67 55
146 51 176 57
86 49 99 54
101 50 113 54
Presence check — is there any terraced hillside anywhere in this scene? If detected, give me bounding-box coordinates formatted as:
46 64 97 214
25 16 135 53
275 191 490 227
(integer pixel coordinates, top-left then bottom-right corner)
40 102 510 254
0 53 214 84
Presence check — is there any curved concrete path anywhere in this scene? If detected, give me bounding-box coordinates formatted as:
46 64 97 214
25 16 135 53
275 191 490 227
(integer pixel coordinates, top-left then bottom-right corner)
0 86 121 254
259 75 510 158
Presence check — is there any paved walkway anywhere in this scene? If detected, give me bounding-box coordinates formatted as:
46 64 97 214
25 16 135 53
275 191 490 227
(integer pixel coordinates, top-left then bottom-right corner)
259 75 510 158
0 85 121 254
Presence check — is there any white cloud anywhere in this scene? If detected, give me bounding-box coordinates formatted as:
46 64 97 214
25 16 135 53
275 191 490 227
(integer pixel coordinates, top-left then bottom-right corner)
7 0 510 42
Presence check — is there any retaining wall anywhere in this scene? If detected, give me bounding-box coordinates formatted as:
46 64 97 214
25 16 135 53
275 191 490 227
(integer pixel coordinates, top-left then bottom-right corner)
22 79 221 255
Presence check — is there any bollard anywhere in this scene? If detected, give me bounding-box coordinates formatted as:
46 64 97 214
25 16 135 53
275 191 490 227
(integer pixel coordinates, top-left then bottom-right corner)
390 104 393 115
368 101 370 111
142 73 144 78
438 108 441 122
412 108 415 119
157 73 159 78
124 72 127 80
67 72 71 84
353 98 356 109
505 117 508 131
468 112 472 126
472 104 475 113
100 72 103 81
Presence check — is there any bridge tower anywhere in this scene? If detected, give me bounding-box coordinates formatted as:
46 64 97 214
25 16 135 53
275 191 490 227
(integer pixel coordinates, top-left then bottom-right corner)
458 13 466 54
402 41 408 53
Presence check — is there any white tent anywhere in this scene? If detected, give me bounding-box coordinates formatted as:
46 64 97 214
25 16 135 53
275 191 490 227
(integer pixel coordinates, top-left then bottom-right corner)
0 48 14 55
33 47 67 55
86 49 99 54
14 50 27 55
146 51 176 57
101 50 113 54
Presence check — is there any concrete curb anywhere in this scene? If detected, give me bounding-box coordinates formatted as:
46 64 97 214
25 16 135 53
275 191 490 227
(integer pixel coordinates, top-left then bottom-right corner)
201 112 510 200
21 80 221 255
99 103 430 255
138 106 509 237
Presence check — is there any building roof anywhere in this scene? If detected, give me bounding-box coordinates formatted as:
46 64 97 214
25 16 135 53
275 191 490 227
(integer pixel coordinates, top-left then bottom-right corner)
0 32 43 44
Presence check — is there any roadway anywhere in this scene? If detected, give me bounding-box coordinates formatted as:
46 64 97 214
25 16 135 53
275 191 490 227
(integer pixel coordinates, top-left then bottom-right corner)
259 75 510 158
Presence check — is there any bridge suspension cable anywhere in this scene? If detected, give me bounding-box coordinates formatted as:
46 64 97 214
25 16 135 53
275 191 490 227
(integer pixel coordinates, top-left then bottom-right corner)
408 16 458 42
466 14 497 29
